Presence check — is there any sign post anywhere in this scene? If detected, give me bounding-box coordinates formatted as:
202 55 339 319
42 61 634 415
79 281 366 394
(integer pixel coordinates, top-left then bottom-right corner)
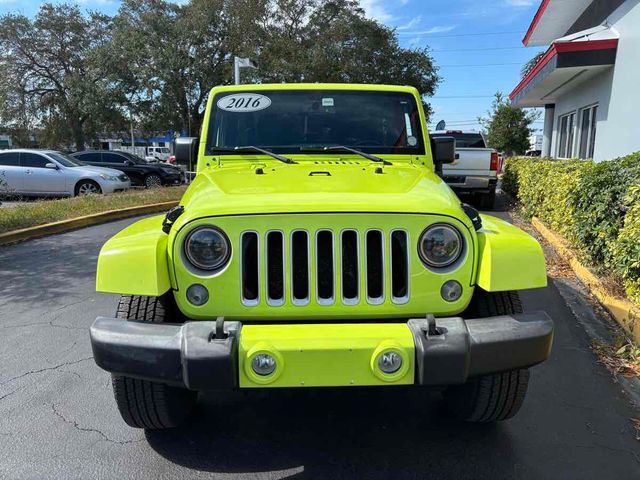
234 57 258 85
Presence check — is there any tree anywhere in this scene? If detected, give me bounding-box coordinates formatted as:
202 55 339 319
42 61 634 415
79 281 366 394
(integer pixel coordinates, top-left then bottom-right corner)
0 3 122 149
106 0 262 136
111 0 441 134
521 51 545 78
254 0 440 119
479 92 540 155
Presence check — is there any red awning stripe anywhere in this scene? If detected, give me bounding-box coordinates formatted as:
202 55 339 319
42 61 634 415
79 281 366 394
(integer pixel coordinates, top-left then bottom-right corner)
523 0 551 46
509 39 618 101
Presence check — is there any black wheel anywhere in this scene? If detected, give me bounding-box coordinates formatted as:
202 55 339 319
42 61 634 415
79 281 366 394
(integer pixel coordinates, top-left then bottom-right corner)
144 174 162 188
444 290 530 422
75 180 101 196
478 188 496 210
111 294 196 430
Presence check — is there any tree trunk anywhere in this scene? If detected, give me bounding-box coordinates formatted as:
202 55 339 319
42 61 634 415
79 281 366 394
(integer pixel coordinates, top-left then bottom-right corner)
71 118 85 151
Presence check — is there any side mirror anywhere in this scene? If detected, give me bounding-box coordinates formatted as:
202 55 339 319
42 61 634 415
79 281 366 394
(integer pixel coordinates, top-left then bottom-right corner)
45 162 58 170
124 160 134 166
174 137 199 172
431 136 456 164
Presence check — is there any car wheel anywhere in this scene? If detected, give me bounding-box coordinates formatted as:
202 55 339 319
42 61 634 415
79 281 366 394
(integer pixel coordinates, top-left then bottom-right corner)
444 290 530 422
111 294 197 430
75 180 102 196
144 174 162 188
478 188 496 210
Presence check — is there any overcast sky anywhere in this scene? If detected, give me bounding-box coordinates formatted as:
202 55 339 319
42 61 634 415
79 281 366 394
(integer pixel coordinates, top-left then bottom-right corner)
0 0 546 133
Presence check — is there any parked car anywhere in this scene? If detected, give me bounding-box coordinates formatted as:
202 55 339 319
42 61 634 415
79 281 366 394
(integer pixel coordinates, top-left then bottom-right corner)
525 149 542 157
0 149 130 197
430 130 499 209
71 150 183 188
90 83 553 431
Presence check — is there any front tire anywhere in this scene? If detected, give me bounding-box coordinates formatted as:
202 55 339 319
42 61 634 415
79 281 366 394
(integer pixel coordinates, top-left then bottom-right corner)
444 290 530 422
144 174 162 188
75 180 102 196
111 294 196 429
477 188 496 210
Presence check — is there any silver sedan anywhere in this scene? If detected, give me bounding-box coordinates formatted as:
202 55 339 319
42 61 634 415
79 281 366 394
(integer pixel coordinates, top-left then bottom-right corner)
0 149 130 197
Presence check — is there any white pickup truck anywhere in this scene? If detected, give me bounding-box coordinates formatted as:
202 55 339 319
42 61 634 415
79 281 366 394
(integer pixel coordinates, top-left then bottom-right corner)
430 130 500 209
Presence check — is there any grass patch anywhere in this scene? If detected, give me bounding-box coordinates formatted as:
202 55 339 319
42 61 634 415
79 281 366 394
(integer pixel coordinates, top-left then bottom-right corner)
0 187 186 234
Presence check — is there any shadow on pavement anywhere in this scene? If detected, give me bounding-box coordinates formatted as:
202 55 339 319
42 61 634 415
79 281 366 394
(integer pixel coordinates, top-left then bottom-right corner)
146 387 518 479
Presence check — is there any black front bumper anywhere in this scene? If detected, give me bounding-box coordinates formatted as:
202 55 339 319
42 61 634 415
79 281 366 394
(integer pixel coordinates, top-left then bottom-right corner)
90 312 553 390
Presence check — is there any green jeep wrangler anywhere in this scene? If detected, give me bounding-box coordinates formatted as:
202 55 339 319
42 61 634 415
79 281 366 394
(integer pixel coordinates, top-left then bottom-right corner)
90 83 553 429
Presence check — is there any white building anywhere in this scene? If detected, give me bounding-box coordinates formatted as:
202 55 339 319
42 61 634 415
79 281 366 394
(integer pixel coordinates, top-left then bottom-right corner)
510 0 640 161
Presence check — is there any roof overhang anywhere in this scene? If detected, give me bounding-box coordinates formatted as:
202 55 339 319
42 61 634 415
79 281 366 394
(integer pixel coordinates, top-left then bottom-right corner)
524 0 594 46
509 38 618 108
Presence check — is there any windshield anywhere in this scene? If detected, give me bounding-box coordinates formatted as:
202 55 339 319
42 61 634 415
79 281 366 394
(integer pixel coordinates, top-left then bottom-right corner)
49 152 85 167
207 90 425 155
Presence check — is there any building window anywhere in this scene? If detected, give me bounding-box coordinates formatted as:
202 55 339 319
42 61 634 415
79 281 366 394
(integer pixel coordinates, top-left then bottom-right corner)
557 112 576 158
578 105 598 159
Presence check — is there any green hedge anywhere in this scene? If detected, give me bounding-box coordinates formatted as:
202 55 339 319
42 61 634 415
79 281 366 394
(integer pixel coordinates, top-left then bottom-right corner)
503 152 640 304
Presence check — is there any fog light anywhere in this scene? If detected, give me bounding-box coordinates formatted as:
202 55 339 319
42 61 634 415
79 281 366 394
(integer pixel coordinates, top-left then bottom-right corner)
441 280 462 302
186 284 209 306
378 351 402 374
251 353 276 376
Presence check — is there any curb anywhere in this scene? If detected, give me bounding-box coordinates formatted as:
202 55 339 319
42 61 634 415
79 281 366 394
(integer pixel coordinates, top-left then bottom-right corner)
0 201 178 247
531 217 640 343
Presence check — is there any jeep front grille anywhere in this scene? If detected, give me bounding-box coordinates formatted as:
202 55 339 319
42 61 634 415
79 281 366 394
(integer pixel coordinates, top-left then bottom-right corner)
240 228 409 306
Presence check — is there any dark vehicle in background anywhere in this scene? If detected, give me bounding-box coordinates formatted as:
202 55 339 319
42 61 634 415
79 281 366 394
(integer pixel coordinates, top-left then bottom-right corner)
430 130 499 209
71 150 183 188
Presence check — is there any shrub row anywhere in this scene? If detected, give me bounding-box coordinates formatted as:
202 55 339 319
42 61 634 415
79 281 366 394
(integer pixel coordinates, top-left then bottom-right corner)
503 153 640 304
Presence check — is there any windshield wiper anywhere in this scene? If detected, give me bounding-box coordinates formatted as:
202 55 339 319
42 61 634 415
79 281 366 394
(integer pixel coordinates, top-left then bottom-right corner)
322 146 392 165
233 146 297 164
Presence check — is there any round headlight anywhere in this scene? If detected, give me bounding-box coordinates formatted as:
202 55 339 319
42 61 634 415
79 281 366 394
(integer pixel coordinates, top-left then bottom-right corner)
418 224 463 268
184 226 231 271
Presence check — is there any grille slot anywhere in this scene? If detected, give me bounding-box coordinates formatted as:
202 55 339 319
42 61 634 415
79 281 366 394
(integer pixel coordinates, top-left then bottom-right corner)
266 231 285 305
391 230 409 304
316 230 335 304
241 232 259 305
341 230 360 304
291 230 310 304
366 230 384 304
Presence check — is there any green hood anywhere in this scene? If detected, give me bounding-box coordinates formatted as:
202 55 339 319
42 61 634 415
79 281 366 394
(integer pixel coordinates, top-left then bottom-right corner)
177 161 467 223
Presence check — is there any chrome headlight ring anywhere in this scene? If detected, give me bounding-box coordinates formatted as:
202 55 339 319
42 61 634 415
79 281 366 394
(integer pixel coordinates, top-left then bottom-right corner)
183 226 231 271
418 223 464 268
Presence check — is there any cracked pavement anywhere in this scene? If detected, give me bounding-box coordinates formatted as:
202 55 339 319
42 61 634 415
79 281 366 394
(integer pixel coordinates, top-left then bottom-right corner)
0 198 639 479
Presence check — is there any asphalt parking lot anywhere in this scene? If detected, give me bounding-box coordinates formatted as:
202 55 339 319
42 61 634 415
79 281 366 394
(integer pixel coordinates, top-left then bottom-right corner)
1 198 639 479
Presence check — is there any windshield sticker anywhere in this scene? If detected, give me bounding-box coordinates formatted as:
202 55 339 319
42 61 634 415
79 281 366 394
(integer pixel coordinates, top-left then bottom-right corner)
321 97 334 107
404 113 414 137
407 136 418 147
217 93 271 113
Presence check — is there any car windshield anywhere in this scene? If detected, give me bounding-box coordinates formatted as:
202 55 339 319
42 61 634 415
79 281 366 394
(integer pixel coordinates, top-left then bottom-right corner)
206 90 425 155
49 152 85 167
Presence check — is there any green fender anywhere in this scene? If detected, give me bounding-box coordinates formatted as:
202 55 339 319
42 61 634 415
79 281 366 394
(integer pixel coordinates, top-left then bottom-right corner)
96 215 171 297
476 214 547 292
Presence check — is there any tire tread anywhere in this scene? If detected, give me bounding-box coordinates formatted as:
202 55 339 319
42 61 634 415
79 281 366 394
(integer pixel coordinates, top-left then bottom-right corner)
111 294 196 430
445 290 529 422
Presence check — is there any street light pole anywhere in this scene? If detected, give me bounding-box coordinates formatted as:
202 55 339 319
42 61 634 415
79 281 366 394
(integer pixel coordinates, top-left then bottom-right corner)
234 57 241 85
130 111 135 155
